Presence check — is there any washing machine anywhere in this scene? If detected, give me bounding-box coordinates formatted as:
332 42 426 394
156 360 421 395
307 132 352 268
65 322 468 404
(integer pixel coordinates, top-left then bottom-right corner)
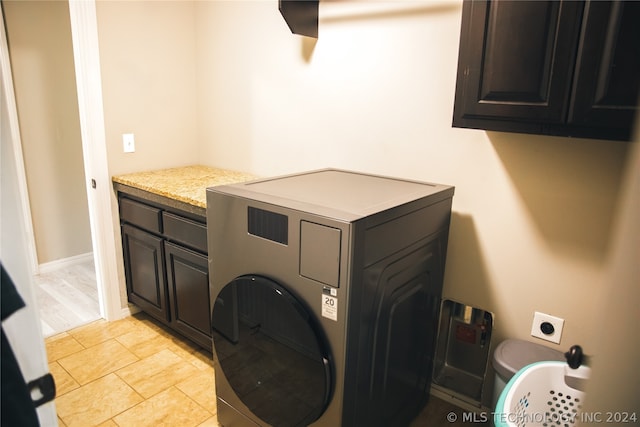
206 169 454 427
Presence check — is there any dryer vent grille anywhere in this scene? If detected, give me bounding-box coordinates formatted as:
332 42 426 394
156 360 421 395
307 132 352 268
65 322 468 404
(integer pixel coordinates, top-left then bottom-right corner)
248 206 288 245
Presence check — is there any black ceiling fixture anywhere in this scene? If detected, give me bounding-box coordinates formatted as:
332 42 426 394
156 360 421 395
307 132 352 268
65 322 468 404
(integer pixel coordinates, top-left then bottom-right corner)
279 0 319 38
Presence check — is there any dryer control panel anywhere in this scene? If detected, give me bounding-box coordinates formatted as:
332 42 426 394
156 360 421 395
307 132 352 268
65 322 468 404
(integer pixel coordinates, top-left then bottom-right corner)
300 220 341 288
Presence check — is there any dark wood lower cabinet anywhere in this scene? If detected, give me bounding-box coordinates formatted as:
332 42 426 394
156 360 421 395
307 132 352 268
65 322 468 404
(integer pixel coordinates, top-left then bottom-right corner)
165 242 211 348
121 224 167 323
118 192 212 351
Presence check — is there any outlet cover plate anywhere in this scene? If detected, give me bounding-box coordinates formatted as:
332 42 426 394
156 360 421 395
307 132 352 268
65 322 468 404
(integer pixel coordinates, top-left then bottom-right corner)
531 311 564 344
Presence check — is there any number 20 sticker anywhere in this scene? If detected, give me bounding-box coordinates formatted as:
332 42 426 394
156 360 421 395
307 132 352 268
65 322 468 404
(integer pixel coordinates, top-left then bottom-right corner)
322 295 338 321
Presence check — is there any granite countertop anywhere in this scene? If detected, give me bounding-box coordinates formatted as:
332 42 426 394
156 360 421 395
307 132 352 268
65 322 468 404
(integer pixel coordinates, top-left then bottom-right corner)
112 165 257 209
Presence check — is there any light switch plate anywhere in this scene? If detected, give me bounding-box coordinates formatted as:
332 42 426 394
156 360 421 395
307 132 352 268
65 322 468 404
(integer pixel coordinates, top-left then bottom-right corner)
531 311 564 344
122 133 135 153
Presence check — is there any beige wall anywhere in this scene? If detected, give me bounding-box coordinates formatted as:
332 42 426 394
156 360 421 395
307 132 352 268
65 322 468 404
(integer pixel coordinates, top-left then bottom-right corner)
193 0 628 350
577 122 639 423
93 0 636 408
4 0 92 264
3 0 634 411
95 0 200 306
96 0 199 176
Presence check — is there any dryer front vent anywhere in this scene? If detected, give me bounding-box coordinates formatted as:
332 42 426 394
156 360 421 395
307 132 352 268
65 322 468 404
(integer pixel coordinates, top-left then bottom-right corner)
247 206 288 245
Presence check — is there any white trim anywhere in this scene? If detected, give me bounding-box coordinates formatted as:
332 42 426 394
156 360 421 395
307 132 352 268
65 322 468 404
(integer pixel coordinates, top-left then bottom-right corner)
68 0 123 321
37 252 94 275
122 305 141 318
0 4 40 276
1 9 59 426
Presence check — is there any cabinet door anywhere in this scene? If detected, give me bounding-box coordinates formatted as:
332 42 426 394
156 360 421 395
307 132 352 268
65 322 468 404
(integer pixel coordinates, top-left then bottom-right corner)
568 1 640 139
122 224 167 322
165 242 211 349
453 1 583 130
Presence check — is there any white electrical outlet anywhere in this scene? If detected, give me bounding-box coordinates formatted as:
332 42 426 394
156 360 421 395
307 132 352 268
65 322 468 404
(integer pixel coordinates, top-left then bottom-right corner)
531 311 564 344
122 133 135 153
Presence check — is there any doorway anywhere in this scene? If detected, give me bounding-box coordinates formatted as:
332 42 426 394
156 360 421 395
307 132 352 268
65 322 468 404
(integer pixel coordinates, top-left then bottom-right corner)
3 0 100 335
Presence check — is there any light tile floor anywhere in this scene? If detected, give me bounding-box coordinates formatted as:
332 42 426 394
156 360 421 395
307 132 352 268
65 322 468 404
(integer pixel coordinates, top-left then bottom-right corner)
46 313 218 427
47 312 482 427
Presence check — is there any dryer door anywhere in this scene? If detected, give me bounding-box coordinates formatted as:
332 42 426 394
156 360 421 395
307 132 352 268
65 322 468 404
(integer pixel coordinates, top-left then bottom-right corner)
213 275 332 427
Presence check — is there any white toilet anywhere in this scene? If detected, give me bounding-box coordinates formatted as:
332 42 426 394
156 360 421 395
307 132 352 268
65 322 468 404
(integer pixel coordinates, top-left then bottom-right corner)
491 339 565 410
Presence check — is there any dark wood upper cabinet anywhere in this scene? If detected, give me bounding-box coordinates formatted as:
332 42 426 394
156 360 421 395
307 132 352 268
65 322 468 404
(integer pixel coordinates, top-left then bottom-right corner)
569 1 640 130
453 0 640 141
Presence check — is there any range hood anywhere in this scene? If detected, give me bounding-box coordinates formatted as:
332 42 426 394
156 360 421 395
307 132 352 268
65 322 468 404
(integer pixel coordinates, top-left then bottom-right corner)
279 0 319 38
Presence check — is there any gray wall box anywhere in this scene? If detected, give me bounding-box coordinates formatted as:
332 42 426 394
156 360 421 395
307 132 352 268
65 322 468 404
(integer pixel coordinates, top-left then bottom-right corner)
432 300 494 409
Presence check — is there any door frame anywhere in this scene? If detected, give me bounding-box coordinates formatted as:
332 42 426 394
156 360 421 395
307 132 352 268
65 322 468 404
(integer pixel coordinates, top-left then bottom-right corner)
1 6 59 425
1 2 39 276
68 0 122 321
4 0 122 326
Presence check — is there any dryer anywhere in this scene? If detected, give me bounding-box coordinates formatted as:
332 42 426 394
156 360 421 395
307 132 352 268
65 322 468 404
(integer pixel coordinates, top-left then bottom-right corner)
206 169 454 427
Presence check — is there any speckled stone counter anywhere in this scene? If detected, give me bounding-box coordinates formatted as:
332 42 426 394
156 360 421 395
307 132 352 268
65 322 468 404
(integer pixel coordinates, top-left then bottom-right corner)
112 165 257 216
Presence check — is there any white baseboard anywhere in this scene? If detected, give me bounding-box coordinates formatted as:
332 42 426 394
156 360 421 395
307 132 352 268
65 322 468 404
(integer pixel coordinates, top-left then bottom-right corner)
121 305 140 318
38 252 94 275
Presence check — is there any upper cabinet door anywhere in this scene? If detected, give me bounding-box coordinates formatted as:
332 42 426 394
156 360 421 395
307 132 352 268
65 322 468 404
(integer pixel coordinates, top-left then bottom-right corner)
568 1 640 136
453 1 583 126
452 0 640 141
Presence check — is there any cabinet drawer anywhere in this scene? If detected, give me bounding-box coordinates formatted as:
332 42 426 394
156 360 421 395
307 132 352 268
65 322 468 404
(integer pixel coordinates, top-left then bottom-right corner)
120 198 162 233
163 212 207 253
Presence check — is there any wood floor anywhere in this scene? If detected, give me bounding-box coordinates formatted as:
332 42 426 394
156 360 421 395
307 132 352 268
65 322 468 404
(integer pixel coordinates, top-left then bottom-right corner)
35 258 101 337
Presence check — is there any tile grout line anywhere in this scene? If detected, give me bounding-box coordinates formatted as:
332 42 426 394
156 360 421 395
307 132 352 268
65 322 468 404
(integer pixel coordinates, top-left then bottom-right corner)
46 313 219 427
